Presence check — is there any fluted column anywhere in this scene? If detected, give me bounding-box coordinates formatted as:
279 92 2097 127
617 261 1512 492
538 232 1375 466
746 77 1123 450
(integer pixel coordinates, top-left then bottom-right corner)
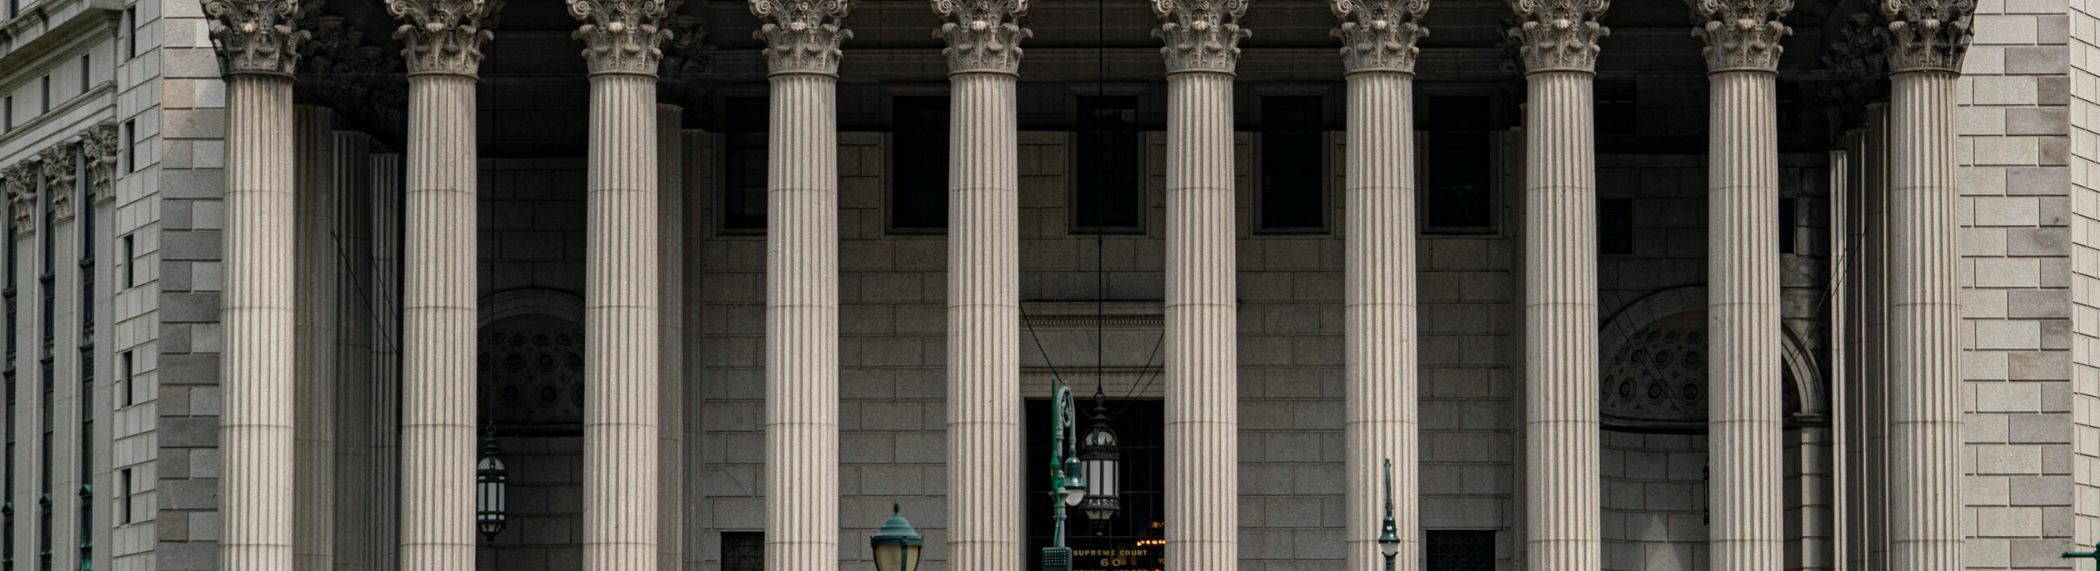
1507 1 1605 568
203 2 307 566
1690 2 1788 568
1880 2 1970 567
931 0 1027 567
748 0 853 565
384 0 494 566
332 129 375 571
292 104 340 571
369 151 405 569
1331 0 1426 567
1152 1 1246 567
655 101 687 571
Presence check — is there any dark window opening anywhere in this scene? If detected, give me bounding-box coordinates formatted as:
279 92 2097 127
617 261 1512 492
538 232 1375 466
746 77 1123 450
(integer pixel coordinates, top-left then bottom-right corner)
117 235 131 289
1777 81 1800 135
1027 398 1165 570
114 351 129 408
721 97 767 232
1599 198 1633 255
1259 96 1325 232
122 121 135 174
1075 96 1143 233
1596 80 1636 134
721 531 763 571
1778 197 1798 255
113 469 129 525
890 96 949 231
1426 530 1496 570
5 97 13 131
77 56 88 94
1422 96 1496 233
125 8 138 60
38 76 48 114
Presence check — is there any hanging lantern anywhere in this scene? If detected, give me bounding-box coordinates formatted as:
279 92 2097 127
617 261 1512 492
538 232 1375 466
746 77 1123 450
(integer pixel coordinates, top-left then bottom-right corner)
476 434 507 541
1079 399 1120 527
869 504 924 571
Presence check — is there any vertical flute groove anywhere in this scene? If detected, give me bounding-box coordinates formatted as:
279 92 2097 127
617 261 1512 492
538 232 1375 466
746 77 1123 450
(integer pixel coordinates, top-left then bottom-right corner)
946 71 1021 571
1523 69 1600 571
765 71 840 570
583 72 662 570
333 130 375 571
1706 69 1783 571
221 73 296 571
1886 69 1963 571
656 102 687 571
1164 70 1238 569
292 106 339 571
369 151 405 569
1344 69 1419 571
400 73 479 570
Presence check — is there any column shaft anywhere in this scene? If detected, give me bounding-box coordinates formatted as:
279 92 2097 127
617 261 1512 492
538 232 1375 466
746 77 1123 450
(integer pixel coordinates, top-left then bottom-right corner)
370 151 405 569
946 71 1020 570
221 73 296 570
1522 69 1599 570
765 71 840 569
1163 70 1237 569
581 72 662 569
656 102 686 571
292 106 338 571
1343 69 1417 571
1886 69 1962 570
1862 102 1891 571
400 73 478 569
333 130 375 571
1706 69 1783 569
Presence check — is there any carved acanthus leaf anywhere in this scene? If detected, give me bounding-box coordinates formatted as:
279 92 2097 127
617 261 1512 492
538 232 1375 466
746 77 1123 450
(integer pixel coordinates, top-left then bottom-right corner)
1330 0 1429 73
1688 0 1791 72
931 0 1031 74
1154 0 1250 73
1507 0 1608 73
0 162 32 237
204 0 311 76
569 0 671 75
750 0 855 75
38 146 76 222
83 124 120 205
387 0 501 76
1819 13 1888 123
660 3 713 77
1880 0 1975 72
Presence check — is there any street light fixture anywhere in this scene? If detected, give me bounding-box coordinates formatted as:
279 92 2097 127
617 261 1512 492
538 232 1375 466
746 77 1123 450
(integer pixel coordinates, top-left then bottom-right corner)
1079 394 1120 534
1378 459 1401 570
869 504 925 571
1044 381 1088 571
476 432 508 541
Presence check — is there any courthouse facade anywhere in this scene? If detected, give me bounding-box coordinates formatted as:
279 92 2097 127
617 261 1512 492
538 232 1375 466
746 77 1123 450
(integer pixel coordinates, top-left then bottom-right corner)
0 0 2091 568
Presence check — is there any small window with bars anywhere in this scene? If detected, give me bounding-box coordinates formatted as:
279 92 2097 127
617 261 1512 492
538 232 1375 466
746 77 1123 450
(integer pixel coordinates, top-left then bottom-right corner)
721 531 763 571
1426 530 1496 570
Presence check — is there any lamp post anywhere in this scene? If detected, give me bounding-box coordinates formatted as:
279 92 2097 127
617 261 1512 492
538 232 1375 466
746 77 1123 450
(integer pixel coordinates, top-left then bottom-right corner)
1378 459 1400 571
870 504 925 571
1044 382 1088 571
2065 542 2100 570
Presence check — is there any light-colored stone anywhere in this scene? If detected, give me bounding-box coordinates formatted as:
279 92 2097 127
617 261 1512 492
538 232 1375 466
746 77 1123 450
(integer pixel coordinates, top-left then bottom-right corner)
218 72 299 571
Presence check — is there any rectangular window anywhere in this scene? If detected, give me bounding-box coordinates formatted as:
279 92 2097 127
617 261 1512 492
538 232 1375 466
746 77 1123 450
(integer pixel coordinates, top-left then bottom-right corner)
125 8 138 60
721 97 767 232
1074 96 1143 233
1426 530 1496 570
889 96 950 231
78 55 89 93
118 234 132 288
1779 197 1798 255
5 96 13 131
1599 198 1633 255
1421 96 1496 233
114 351 130 408
39 76 48 114
123 120 136 173
721 532 763 571
1597 79 1636 134
114 469 130 525
1258 96 1326 232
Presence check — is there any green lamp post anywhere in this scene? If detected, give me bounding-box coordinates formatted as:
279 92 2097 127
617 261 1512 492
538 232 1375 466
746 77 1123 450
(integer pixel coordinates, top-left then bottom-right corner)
870 504 924 571
2065 542 2100 570
1378 459 1401 571
1043 381 1089 571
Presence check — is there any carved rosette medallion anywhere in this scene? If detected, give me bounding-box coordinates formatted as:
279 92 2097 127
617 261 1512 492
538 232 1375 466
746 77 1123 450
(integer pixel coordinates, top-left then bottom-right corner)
931 0 1031 74
1329 0 1429 74
1153 0 1250 74
1 162 36 237
569 0 671 75
204 0 311 76
387 0 500 76
83 124 120 206
749 0 856 76
38 146 76 223
1688 0 1791 72
1507 0 1608 73
1880 0 1975 73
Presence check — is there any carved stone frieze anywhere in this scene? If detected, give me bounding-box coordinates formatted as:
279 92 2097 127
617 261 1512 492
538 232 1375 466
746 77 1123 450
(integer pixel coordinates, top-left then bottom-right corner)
569 0 671 75
1507 0 1608 73
749 0 855 75
931 0 1031 74
204 0 312 76
1329 0 1429 74
1153 0 1250 73
1688 0 1791 72
82 124 120 206
38 145 76 222
387 0 501 76
1880 0 1975 72
1 162 36 237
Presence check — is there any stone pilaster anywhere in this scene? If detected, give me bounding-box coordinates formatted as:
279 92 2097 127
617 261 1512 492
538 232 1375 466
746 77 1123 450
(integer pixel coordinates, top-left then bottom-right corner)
385 0 495 566
1154 0 1245 566
332 130 375 571
1691 1 1788 568
1332 0 1425 567
1880 1 1971 567
292 105 339 571
571 0 669 567
655 102 686 571
1507 1 1605 568
932 0 1028 565
369 151 406 569
204 0 307 564
750 0 852 566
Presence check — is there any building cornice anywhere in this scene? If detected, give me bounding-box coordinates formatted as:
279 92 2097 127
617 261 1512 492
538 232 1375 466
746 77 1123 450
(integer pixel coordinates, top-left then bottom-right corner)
0 2 118 82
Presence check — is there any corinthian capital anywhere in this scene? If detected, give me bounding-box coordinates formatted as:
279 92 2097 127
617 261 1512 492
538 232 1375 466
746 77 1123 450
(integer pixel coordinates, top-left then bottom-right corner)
1330 0 1428 74
38 146 76 223
204 0 311 76
1689 0 1790 72
1 162 36 237
1507 0 1608 73
749 0 855 75
1154 0 1249 73
931 0 1031 74
570 0 671 75
386 0 500 76
82 124 120 206
661 1 713 77
1880 0 1974 72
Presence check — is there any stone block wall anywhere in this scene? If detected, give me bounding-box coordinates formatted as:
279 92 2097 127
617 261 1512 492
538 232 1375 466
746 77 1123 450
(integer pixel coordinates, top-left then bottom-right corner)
2064 0 2100 559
